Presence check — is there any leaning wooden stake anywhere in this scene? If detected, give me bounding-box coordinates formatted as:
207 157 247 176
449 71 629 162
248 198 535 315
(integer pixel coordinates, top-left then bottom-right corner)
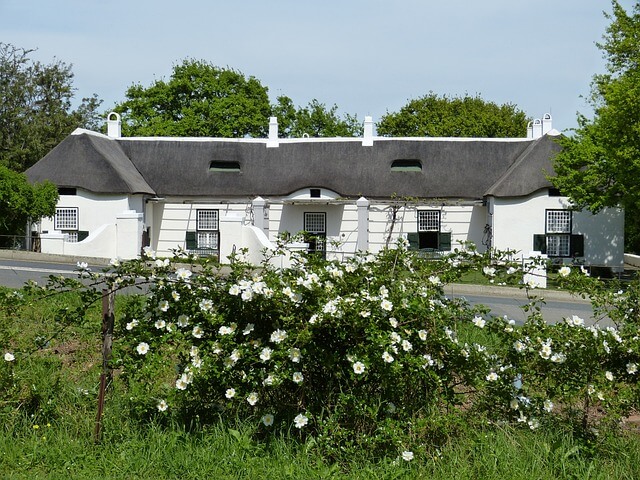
95 288 115 443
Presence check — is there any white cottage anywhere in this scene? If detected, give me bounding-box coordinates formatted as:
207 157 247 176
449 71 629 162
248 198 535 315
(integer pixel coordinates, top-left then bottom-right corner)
25 113 624 273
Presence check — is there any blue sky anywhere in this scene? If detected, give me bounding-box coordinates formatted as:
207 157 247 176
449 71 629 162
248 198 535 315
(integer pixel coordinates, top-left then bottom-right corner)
1 0 635 133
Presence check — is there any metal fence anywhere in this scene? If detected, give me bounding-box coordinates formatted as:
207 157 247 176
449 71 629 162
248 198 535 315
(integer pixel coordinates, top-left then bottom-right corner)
0 235 40 252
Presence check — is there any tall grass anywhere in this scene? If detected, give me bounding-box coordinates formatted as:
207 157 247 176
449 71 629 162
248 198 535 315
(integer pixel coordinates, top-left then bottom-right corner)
2 287 640 478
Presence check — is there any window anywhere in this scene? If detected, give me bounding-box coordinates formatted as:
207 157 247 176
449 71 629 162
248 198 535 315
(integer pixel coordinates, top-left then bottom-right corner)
304 212 326 257
310 188 321 198
407 210 451 252
546 210 571 234
209 161 241 172
391 159 422 172
545 210 571 257
418 210 440 232
533 210 584 258
54 208 78 231
54 208 86 243
185 209 219 256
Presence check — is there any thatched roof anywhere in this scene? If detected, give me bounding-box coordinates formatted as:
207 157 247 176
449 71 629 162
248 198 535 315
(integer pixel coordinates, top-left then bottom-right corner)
26 129 561 200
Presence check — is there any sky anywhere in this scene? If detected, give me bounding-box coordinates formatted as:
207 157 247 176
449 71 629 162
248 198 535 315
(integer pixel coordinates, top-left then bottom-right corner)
1 0 636 134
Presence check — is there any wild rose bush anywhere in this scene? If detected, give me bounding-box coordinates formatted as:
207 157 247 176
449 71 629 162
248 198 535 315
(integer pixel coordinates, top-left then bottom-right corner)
112 242 500 454
2 240 640 459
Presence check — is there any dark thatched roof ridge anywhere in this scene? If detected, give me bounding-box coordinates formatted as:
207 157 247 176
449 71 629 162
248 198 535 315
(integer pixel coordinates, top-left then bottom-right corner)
484 134 560 197
26 131 559 200
26 130 155 195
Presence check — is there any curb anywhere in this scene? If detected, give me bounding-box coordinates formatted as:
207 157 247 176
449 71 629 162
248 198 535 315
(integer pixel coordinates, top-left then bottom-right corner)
446 283 591 303
0 249 112 267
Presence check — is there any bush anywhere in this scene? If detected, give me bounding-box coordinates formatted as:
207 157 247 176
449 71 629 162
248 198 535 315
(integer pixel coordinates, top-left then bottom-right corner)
2 241 639 462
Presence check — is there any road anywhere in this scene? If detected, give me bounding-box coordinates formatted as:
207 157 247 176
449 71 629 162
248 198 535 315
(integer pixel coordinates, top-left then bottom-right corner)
0 257 605 326
0 259 89 288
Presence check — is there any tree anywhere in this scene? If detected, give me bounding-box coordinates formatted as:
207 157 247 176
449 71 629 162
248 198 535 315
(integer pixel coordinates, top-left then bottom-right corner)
272 96 362 137
376 93 528 137
551 1 640 252
0 165 58 247
0 43 102 172
114 60 272 138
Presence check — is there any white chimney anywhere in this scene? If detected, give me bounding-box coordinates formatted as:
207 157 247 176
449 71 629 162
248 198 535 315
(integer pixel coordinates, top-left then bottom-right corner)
267 116 279 148
107 112 121 138
362 115 374 146
527 114 553 139
542 113 552 135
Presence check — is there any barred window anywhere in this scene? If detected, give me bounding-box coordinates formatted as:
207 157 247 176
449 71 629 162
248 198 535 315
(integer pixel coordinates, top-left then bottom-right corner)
418 210 440 232
196 210 219 231
54 208 78 230
304 212 326 233
197 231 219 250
546 210 571 233
547 234 570 257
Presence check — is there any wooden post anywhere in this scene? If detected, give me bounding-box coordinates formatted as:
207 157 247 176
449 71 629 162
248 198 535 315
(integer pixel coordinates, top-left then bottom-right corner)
94 288 115 443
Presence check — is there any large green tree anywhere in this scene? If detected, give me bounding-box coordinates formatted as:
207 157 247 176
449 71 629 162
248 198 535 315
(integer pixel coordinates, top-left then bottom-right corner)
0 165 58 247
0 43 102 172
114 60 272 138
377 93 528 137
551 1 640 252
272 96 362 137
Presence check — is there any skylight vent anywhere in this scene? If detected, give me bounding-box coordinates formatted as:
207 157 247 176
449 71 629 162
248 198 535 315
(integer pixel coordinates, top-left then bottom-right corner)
209 161 241 172
391 159 422 172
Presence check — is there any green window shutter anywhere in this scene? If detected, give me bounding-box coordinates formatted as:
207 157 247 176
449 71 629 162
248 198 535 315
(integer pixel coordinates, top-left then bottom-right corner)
570 234 584 257
185 231 197 250
438 232 452 251
406 232 419 250
78 231 89 242
533 234 547 254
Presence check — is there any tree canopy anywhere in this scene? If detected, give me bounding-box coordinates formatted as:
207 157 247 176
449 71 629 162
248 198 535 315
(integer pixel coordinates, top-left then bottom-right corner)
551 1 640 252
272 96 362 137
376 93 528 138
0 165 58 246
113 60 361 139
0 43 102 172
114 60 272 138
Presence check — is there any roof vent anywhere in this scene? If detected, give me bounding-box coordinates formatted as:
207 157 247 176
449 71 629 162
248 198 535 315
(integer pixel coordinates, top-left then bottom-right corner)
209 161 241 172
391 159 422 172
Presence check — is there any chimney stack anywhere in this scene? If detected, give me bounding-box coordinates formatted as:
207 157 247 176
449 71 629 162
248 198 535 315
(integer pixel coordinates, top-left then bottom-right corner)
362 115 374 146
107 112 121 138
267 116 279 148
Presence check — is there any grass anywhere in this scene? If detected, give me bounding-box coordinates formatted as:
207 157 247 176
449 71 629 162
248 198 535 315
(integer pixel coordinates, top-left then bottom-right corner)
2 416 640 479
2 287 640 478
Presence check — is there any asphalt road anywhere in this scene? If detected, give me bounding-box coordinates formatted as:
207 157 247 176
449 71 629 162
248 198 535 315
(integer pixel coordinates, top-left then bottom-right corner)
0 258 88 288
0 256 604 326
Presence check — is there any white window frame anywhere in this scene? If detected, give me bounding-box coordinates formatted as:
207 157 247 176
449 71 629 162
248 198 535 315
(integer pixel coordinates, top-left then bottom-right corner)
545 209 571 257
418 210 440 232
546 210 571 234
54 207 78 231
196 209 219 251
196 209 219 231
304 212 326 234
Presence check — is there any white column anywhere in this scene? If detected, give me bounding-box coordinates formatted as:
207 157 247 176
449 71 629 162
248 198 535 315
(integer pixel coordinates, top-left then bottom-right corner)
116 210 144 259
356 196 370 252
252 196 269 237
219 215 243 263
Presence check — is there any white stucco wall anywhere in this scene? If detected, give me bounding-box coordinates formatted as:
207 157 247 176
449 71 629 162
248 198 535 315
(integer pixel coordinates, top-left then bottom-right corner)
367 203 484 253
491 190 624 270
39 189 138 235
149 199 250 257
